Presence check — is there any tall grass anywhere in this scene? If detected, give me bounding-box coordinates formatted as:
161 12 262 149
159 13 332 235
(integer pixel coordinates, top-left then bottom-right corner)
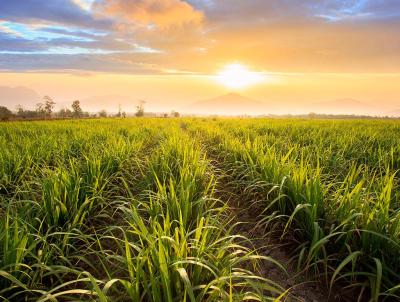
0 119 283 301
191 118 400 301
2 117 400 301
97 132 283 301
0 119 158 299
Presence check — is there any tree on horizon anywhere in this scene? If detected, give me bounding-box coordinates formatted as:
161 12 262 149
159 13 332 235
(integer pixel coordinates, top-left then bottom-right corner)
72 100 83 118
0 106 13 121
43 96 56 118
135 100 146 117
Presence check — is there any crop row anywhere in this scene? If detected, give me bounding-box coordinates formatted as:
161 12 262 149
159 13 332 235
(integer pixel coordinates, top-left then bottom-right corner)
190 119 400 301
0 119 283 301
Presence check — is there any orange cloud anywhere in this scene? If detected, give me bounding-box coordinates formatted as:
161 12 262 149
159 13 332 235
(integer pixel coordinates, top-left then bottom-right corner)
95 0 203 28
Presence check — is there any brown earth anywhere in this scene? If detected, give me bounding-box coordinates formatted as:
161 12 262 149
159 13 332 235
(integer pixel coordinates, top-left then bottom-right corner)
211 160 355 302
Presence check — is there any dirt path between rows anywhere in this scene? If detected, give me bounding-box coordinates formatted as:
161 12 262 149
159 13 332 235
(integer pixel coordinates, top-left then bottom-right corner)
209 158 347 302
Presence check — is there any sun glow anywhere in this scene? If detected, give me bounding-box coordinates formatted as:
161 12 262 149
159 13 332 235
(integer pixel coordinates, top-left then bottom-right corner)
215 63 265 89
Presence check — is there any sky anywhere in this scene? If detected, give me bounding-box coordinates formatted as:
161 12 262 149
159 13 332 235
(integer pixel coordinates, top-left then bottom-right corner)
0 0 399 114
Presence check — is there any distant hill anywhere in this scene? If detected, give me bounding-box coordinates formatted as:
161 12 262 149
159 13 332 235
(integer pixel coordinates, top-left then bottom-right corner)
386 109 400 117
187 93 273 116
309 98 380 116
0 86 41 109
82 95 139 112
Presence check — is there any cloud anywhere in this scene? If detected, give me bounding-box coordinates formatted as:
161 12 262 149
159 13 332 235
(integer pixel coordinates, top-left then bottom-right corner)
0 52 166 74
190 0 400 23
0 0 399 74
0 25 157 55
0 0 111 29
0 22 23 37
72 0 96 11
94 0 204 28
180 0 400 73
307 0 400 22
0 32 47 52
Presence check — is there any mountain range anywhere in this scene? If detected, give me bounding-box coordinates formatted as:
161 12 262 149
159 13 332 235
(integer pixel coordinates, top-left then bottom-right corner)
81 95 140 112
0 86 397 117
186 93 388 116
187 93 274 116
0 86 41 108
308 98 379 116
386 109 400 117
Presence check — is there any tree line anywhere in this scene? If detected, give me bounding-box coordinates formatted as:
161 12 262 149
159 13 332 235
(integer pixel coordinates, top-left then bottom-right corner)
0 96 133 121
0 96 90 121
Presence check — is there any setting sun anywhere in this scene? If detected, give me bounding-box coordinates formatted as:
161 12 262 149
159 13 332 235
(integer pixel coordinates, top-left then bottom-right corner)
215 64 265 89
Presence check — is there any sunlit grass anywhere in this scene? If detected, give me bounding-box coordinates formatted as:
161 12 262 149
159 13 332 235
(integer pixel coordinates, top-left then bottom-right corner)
190 118 400 301
1 117 400 300
0 119 285 301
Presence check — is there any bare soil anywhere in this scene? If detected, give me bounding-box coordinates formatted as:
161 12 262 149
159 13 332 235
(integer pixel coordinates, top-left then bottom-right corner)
210 160 352 302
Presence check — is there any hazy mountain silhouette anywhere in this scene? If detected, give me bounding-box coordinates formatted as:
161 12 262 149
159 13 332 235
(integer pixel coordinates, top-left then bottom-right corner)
82 95 139 112
386 109 400 117
0 86 41 108
309 98 379 115
187 93 273 115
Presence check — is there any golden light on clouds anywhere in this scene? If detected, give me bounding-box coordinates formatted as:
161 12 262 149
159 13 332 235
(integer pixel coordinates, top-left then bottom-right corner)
215 64 265 89
94 0 203 28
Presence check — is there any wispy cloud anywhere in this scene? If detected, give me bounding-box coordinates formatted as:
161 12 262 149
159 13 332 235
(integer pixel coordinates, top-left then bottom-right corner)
94 0 204 28
72 0 96 11
0 0 399 74
0 21 23 37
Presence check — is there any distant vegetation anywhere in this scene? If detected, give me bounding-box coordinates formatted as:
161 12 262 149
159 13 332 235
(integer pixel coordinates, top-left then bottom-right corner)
0 106 12 121
135 100 146 117
0 96 187 121
2 93 400 122
5 97 92 120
